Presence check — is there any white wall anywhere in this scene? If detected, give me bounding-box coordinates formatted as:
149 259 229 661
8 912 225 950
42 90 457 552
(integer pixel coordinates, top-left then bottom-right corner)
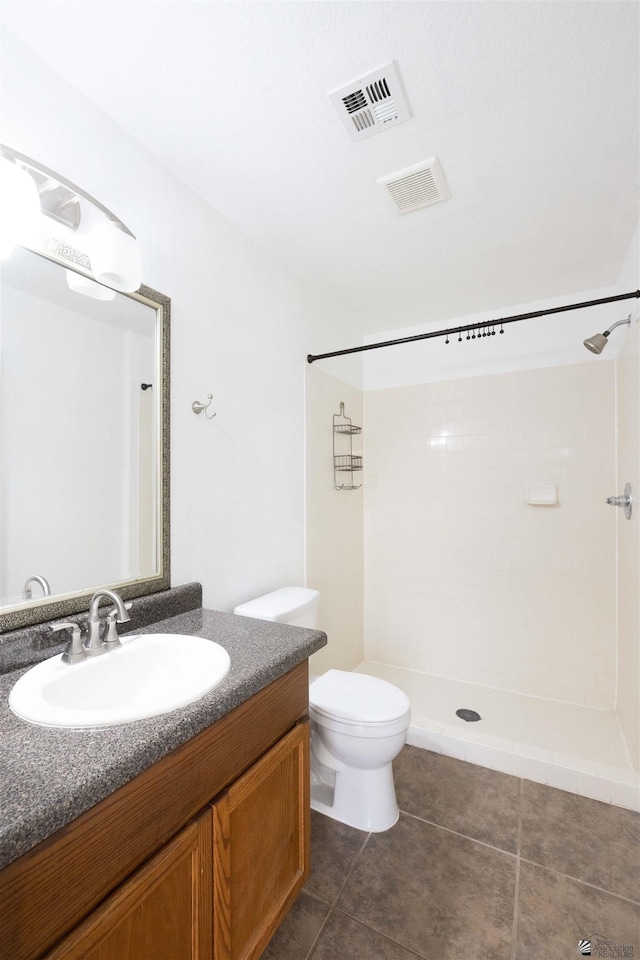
306 365 364 675
1 31 359 614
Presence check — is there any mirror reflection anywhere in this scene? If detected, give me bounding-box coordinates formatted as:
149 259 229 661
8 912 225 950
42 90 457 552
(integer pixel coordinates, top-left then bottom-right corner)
1 247 159 613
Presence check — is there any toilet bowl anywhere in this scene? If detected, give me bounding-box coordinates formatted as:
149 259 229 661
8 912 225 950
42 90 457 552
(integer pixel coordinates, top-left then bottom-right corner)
233 587 411 832
309 669 410 832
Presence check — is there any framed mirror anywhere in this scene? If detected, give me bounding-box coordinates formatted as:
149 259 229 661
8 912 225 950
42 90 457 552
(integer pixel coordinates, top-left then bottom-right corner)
0 245 170 631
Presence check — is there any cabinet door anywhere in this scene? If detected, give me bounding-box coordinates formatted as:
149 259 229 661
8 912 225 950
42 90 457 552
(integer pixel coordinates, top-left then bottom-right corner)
213 720 310 960
44 808 213 960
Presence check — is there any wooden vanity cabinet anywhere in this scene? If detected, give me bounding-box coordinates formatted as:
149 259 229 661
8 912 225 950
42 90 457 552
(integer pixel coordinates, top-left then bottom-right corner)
42 722 309 960
44 808 214 960
213 722 309 960
0 662 310 960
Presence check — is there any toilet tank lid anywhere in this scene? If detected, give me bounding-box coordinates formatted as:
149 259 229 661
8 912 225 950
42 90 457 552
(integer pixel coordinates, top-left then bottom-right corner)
233 587 319 623
310 670 410 724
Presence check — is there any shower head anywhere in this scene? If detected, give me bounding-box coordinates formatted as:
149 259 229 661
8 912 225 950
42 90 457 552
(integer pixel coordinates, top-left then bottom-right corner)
583 332 609 354
583 316 631 354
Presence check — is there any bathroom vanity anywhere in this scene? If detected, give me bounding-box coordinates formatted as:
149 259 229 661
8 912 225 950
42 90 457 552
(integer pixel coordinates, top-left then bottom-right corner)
0 606 326 960
0 214 327 959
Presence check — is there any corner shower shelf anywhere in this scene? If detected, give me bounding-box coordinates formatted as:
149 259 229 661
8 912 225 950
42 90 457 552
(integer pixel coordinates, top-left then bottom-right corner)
333 403 362 491
333 423 361 436
334 455 363 471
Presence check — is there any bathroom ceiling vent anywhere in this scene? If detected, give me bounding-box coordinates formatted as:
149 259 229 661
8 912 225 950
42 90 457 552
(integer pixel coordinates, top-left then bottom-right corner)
329 61 411 142
377 158 450 214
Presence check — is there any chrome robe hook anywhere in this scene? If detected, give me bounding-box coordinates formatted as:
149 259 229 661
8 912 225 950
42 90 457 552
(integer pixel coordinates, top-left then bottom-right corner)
192 394 216 419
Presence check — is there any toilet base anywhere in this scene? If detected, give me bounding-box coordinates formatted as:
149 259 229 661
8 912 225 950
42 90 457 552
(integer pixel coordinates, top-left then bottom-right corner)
310 761 399 833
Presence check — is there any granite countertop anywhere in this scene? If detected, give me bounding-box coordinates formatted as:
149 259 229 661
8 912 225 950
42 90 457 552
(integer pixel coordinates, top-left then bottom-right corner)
0 607 326 871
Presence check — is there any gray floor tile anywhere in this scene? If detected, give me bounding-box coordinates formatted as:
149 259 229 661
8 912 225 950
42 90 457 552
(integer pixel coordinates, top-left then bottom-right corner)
393 743 413 776
259 892 329 960
516 860 640 960
304 810 368 904
311 910 424 960
395 747 521 853
520 781 640 901
337 812 516 959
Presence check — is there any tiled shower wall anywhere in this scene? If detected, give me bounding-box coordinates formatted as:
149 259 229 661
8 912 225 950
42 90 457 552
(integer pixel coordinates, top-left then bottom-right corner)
364 361 617 709
306 365 364 676
616 323 640 769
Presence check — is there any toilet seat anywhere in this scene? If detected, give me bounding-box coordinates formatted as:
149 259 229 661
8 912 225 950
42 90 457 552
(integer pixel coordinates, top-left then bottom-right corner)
309 705 411 738
309 669 410 730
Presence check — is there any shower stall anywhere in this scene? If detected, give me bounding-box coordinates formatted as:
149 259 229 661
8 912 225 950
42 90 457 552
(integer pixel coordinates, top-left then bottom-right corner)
358 344 638 810
306 283 640 813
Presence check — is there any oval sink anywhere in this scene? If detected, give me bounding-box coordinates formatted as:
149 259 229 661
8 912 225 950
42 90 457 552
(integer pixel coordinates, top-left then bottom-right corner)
9 634 231 728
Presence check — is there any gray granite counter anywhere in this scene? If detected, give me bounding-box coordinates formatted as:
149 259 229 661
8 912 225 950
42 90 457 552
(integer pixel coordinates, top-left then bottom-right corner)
0 608 326 870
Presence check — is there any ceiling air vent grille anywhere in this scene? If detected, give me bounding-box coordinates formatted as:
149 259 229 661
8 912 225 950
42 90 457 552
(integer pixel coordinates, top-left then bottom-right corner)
329 61 411 141
377 158 450 214
352 109 375 133
342 90 367 114
372 100 398 125
366 78 391 102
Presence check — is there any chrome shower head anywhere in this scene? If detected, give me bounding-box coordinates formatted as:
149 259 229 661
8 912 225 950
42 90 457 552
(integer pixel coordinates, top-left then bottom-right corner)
583 332 609 354
583 316 631 354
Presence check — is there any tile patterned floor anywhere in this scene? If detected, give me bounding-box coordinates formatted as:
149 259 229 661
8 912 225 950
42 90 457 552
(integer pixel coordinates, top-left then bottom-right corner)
260 746 640 960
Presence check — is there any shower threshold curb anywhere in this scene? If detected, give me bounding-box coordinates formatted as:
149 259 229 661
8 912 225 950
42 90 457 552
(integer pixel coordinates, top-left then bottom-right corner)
406 724 640 813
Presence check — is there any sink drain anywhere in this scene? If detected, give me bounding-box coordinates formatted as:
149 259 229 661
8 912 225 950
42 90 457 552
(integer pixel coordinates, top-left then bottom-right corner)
456 708 481 722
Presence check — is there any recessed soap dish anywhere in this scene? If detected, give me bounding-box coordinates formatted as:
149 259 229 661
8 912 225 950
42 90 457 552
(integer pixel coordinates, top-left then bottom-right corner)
525 485 557 505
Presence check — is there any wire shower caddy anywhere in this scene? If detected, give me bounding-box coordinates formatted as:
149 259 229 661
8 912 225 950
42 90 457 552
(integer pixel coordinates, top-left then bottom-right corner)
333 402 362 490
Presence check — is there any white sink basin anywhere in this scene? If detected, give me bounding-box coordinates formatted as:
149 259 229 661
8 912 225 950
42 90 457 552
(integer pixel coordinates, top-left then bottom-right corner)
9 634 231 728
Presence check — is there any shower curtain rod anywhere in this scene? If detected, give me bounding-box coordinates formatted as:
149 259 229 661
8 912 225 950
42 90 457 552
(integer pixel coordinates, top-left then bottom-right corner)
306 289 640 364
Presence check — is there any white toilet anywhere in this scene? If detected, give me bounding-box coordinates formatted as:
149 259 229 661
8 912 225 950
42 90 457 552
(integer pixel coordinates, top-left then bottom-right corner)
233 587 411 833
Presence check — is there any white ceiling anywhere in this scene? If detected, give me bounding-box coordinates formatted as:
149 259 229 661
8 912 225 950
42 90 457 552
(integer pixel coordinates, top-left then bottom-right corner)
1 2 638 337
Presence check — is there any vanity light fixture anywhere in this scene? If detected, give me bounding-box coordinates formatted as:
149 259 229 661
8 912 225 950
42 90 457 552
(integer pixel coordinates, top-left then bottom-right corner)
65 268 116 301
88 220 142 293
0 144 142 293
0 156 41 259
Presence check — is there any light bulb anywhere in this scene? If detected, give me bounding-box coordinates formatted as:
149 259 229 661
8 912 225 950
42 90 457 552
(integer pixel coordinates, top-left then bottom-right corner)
0 157 42 259
88 220 142 292
65 269 116 301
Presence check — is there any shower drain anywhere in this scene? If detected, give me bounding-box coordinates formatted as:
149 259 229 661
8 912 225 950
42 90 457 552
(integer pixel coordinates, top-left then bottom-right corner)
456 708 481 722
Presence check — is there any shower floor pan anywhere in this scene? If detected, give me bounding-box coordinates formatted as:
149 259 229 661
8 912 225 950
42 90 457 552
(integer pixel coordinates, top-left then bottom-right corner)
355 661 639 812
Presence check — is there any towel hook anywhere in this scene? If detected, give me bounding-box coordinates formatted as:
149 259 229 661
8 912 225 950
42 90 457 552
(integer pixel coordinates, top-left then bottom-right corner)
192 394 216 420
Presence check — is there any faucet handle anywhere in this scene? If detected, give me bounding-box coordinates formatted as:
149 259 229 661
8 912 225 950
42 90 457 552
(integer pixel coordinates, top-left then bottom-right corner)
104 602 133 648
51 622 86 665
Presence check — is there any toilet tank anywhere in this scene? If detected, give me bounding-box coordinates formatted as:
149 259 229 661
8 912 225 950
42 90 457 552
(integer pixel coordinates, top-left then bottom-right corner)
233 587 319 629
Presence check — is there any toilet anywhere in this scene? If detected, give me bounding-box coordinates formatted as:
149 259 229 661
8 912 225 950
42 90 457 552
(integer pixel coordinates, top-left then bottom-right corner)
233 587 411 833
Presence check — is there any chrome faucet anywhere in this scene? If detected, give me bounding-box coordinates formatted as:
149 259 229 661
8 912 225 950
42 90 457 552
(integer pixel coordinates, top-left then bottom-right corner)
23 575 51 600
85 589 132 657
